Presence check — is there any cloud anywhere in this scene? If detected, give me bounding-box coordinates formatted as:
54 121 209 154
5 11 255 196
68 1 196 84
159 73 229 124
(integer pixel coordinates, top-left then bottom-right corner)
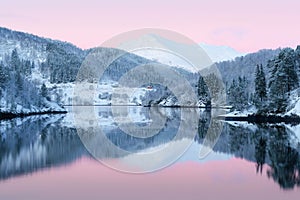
211 27 248 40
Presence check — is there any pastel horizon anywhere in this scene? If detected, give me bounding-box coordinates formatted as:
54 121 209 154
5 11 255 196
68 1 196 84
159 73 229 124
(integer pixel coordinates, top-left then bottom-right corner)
1 0 299 53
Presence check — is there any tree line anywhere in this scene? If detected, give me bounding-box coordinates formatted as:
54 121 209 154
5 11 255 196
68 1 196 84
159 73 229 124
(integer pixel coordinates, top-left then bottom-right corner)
198 46 300 113
0 49 49 113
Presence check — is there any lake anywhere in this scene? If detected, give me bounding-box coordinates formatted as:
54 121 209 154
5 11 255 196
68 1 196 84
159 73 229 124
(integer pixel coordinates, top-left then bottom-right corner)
0 106 300 199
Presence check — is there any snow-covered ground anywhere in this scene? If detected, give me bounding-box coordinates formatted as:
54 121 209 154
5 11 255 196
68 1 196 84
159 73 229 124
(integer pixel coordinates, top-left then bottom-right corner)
0 96 65 115
287 100 300 116
219 106 257 117
286 89 300 116
219 90 300 118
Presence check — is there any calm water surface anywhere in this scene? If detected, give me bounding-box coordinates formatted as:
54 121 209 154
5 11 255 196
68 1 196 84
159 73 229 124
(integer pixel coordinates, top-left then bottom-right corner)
0 106 300 199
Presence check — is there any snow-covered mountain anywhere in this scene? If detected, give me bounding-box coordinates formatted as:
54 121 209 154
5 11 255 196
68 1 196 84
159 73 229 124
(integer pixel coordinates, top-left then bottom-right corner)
0 27 202 108
1 26 300 116
128 33 213 73
131 34 245 73
0 27 84 63
199 43 246 63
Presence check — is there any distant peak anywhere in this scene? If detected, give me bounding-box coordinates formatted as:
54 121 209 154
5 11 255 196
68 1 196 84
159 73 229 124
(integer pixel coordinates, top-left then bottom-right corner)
199 43 246 63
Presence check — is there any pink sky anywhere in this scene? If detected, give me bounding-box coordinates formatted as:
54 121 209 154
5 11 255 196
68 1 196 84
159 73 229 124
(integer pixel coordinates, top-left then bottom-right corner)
0 0 300 53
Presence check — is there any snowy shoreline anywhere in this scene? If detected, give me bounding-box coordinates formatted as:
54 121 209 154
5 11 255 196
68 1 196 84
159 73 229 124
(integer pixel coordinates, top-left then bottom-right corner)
218 114 300 124
0 110 67 120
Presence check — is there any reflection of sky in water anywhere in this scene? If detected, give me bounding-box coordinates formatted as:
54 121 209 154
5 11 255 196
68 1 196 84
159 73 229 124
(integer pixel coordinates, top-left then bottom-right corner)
0 107 300 199
178 142 232 163
0 157 299 200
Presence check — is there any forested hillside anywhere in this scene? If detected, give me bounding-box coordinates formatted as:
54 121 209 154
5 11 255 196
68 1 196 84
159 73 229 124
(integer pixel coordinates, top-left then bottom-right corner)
200 46 300 115
0 49 64 114
1 26 300 117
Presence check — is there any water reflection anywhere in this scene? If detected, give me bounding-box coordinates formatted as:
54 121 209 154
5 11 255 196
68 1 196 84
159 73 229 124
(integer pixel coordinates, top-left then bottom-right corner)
207 122 300 190
0 107 300 190
267 126 300 189
0 115 89 181
73 106 201 172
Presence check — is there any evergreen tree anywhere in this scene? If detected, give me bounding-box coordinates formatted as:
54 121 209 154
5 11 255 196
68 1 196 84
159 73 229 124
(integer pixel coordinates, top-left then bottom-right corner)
198 75 210 106
203 73 223 103
268 48 299 112
255 65 261 94
0 62 8 88
0 52 51 113
41 83 48 99
227 76 249 110
260 65 267 100
254 64 267 103
10 49 21 71
46 43 81 84
15 72 24 95
23 60 32 77
237 76 248 109
227 79 237 106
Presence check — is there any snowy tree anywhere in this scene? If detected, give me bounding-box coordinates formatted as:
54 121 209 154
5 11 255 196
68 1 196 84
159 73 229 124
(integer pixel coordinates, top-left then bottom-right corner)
10 49 21 72
227 79 237 106
46 43 82 84
203 73 224 104
198 75 210 106
227 76 249 110
268 48 299 112
0 51 63 114
0 62 8 88
23 60 32 77
216 48 281 95
254 64 267 104
40 83 48 99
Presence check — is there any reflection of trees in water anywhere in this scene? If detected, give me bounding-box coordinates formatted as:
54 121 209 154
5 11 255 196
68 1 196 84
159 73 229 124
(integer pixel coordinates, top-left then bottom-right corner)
1 109 300 190
196 110 211 139
196 110 224 143
228 125 252 154
215 123 300 190
196 110 225 157
204 120 224 146
78 107 198 159
267 126 300 189
253 125 269 174
255 137 267 174
0 116 88 181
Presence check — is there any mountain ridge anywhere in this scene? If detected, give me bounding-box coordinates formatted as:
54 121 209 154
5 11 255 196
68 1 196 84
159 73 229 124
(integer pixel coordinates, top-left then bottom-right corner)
0 26 247 64
1 26 298 116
